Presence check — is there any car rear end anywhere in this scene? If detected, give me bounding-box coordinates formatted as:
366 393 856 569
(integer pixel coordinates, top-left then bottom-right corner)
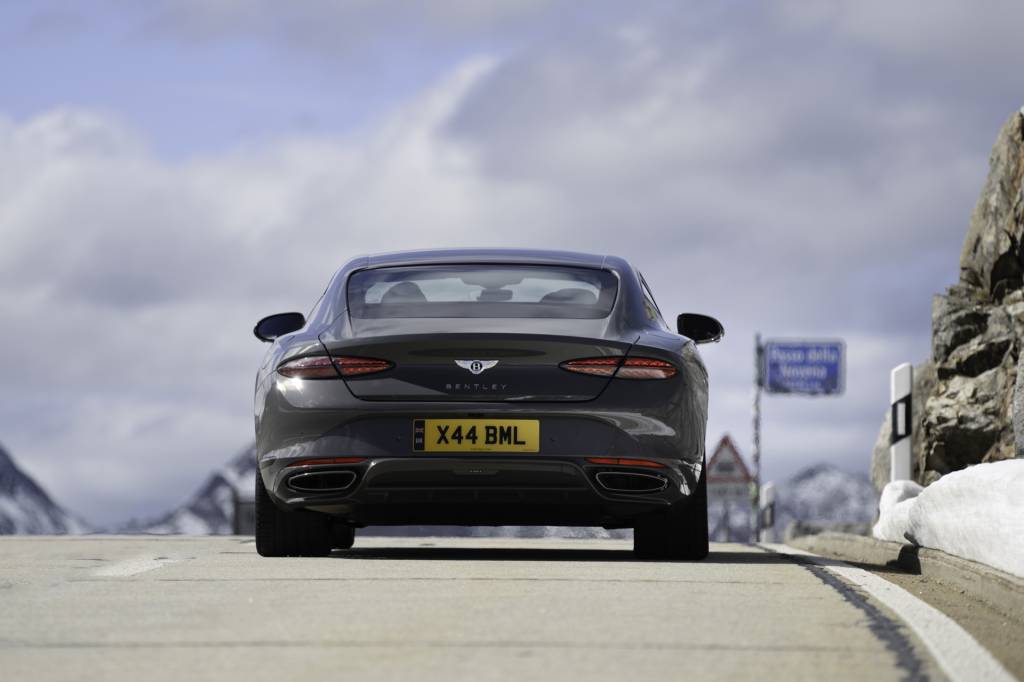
254 255 709 553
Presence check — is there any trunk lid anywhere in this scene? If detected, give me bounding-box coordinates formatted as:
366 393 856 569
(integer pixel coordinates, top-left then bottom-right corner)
321 321 635 402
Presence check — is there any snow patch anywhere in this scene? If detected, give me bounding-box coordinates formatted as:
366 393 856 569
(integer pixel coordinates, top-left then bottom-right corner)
872 480 923 543
873 460 1024 577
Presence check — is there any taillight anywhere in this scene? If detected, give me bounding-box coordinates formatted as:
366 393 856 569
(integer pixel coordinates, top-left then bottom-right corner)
559 357 621 377
560 357 677 380
277 356 392 379
277 356 339 379
332 356 393 376
616 358 677 380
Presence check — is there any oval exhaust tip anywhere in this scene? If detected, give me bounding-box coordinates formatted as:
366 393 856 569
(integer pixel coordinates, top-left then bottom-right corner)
287 470 357 493
594 471 668 494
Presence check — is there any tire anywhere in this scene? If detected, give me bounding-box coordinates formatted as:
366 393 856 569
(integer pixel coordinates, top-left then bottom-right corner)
331 522 356 550
255 472 333 557
633 459 709 560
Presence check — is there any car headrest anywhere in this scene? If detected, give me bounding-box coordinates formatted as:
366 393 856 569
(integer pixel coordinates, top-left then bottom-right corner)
539 288 598 305
381 281 428 304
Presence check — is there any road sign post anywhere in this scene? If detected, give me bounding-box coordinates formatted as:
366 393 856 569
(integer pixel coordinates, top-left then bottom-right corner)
753 334 763 535
753 337 845 537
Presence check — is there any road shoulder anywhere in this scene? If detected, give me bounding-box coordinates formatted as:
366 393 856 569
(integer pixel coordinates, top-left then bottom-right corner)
788 533 1024 679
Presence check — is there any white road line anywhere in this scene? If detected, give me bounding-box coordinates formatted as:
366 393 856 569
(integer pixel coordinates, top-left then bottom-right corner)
766 544 1015 682
92 557 181 577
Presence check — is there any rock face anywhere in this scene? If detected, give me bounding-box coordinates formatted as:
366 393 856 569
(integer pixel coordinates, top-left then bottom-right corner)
872 111 1024 490
959 111 1024 300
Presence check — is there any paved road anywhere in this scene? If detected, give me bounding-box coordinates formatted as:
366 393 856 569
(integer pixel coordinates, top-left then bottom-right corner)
0 536 1010 681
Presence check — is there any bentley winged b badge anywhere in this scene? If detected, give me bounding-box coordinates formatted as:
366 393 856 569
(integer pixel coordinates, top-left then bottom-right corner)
455 360 499 375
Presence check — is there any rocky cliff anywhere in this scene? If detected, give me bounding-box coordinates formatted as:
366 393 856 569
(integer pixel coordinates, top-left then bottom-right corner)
872 110 1024 490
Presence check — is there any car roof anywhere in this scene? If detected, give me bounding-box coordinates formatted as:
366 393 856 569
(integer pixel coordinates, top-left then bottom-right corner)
361 248 614 270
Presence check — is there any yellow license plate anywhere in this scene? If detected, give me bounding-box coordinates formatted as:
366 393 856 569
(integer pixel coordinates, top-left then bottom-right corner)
413 419 539 453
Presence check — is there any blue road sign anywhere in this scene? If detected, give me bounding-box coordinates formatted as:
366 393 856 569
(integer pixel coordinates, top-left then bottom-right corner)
761 339 845 395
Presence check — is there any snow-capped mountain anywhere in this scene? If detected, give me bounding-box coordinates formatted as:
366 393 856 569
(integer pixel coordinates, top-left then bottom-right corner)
709 463 877 542
0 443 90 535
124 444 257 534
773 463 877 536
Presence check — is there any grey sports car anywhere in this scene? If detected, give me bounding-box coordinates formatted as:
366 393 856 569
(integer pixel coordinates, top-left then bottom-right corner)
252 249 723 559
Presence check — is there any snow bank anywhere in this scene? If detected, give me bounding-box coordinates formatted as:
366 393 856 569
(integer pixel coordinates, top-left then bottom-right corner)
872 480 923 544
873 460 1024 578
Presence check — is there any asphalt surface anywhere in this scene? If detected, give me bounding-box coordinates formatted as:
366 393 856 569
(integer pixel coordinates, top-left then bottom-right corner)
0 536 990 681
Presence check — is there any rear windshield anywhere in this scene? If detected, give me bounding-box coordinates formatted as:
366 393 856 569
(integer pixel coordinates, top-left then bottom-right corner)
347 265 618 319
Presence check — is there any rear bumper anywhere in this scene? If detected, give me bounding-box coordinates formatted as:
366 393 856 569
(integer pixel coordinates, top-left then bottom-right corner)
255 368 708 527
260 455 698 528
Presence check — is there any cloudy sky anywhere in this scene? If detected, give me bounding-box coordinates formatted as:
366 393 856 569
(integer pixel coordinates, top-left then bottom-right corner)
2 1 1023 526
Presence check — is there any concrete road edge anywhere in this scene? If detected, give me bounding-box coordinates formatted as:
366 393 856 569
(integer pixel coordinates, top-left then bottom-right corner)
787 532 1024 621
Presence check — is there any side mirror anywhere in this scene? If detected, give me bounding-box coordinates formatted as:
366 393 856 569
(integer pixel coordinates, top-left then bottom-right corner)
677 313 724 344
254 312 305 342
